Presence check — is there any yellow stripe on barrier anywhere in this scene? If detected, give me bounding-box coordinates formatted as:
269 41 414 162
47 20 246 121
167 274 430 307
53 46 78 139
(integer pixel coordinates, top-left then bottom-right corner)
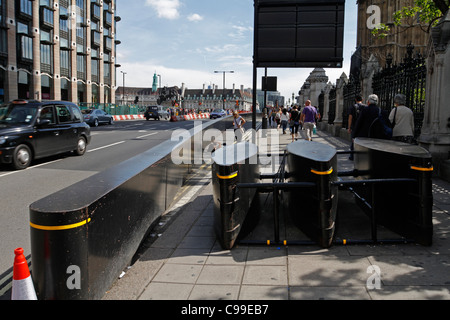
411 166 434 172
30 218 91 231
311 168 334 176
217 172 238 180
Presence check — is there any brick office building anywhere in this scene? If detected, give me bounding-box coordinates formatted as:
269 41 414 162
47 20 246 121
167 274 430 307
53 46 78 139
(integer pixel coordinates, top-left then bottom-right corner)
0 0 120 104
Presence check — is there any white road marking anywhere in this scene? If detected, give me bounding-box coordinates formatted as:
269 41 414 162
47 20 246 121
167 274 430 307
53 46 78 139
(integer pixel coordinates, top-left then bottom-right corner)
87 141 126 153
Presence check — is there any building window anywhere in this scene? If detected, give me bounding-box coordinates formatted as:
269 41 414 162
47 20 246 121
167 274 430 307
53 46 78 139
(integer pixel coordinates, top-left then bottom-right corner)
40 0 52 7
41 44 52 65
60 50 70 77
104 11 112 26
91 59 99 77
76 0 84 9
61 78 69 101
17 21 29 34
20 36 33 60
19 0 33 17
77 55 86 79
0 29 6 55
0 67 5 104
41 7 54 26
41 75 52 100
18 70 31 99
60 19 69 32
104 63 110 85
40 29 52 43
92 3 101 20
104 37 112 51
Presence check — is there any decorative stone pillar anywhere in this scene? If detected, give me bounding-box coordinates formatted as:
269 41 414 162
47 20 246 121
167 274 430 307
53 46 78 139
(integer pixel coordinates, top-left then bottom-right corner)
297 80 310 107
332 72 348 135
322 82 333 123
360 54 380 100
307 68 328 108
419 10 450 181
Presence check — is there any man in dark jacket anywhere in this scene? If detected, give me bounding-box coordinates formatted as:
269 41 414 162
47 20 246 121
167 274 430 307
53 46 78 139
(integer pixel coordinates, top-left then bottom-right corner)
348 95 366 160
353 94 382 139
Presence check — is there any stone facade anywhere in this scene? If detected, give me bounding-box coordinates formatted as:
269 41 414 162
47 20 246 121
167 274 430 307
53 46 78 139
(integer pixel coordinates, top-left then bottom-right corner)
419 10 450 180
356 0 430 99
297 68 328 107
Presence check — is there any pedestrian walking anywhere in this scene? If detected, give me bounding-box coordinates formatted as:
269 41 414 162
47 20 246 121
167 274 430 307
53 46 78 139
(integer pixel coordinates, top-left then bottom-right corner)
348 95 366 160
353 94 391 140
289 106 301 142
275 109 281 129
280 108 289 134
389 93 416 144
233 111 246 142
300 100 319 141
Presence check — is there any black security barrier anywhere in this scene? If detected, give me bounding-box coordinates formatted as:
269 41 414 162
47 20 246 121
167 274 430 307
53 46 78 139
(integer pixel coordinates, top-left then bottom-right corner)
212 142 260 250
30 113 255 300
285 141 339 248
350 138 434 246
217 139 433 249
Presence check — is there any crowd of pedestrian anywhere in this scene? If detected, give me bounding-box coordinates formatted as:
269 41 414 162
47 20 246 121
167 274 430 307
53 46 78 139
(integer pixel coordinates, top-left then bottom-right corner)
263 91 416 152
347 92 416 160
267 100 321 142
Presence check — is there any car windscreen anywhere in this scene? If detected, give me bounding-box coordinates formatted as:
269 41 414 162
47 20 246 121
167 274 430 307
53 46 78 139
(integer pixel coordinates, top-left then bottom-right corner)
0 103 38 125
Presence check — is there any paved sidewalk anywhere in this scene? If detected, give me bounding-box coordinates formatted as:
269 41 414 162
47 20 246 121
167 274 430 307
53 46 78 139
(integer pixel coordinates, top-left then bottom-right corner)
104 127 450 301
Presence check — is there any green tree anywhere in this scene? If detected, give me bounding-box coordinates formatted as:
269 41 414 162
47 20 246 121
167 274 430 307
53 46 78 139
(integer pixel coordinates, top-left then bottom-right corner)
372 0 449 38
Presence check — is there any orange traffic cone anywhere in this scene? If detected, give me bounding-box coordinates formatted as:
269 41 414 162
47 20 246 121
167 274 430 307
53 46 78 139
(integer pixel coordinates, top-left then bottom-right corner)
11 248 37 300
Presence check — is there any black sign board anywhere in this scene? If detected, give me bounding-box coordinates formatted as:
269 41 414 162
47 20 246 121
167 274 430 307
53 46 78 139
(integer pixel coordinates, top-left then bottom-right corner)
262 76 278 91
255 0 345 68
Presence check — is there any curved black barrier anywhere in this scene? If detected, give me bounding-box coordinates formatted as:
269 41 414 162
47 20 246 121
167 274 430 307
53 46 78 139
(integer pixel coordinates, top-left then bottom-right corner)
29 114 256 300
216 137 433 250
212 142 260 250
285 141 338 248
353 138 434 246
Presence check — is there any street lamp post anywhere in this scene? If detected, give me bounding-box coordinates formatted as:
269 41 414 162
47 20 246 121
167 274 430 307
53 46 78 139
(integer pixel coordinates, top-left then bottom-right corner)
214 71 234 110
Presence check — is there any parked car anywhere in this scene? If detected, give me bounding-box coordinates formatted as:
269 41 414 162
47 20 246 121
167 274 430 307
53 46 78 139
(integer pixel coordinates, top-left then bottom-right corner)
210 109 227 119
82 109 114 127
144 105 170 121
0 100 91 170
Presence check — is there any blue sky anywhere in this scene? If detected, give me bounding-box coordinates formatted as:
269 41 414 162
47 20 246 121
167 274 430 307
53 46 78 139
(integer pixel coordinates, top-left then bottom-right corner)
115 0 358 102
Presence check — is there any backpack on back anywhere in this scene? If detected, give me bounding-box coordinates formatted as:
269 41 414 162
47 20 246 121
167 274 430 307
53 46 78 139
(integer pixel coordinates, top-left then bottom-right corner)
369 108 393 140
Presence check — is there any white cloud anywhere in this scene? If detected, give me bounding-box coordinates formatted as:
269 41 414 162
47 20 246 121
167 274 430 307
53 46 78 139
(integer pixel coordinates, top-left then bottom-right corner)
229 25 253 40
145 0 181 20
187 14 203 22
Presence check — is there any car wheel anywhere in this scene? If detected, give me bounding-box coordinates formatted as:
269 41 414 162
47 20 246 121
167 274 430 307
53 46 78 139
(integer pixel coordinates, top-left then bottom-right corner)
13 145 32 170
94 119 99 127
74 137 87 156
109 117 114 125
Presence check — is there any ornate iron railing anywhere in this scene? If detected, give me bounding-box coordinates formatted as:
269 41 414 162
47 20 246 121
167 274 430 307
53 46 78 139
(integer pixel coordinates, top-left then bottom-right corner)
343 75 362 129
372 44 427 138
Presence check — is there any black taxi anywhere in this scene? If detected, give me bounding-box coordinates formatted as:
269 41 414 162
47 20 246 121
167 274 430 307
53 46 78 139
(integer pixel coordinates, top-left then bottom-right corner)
0 100 91 170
